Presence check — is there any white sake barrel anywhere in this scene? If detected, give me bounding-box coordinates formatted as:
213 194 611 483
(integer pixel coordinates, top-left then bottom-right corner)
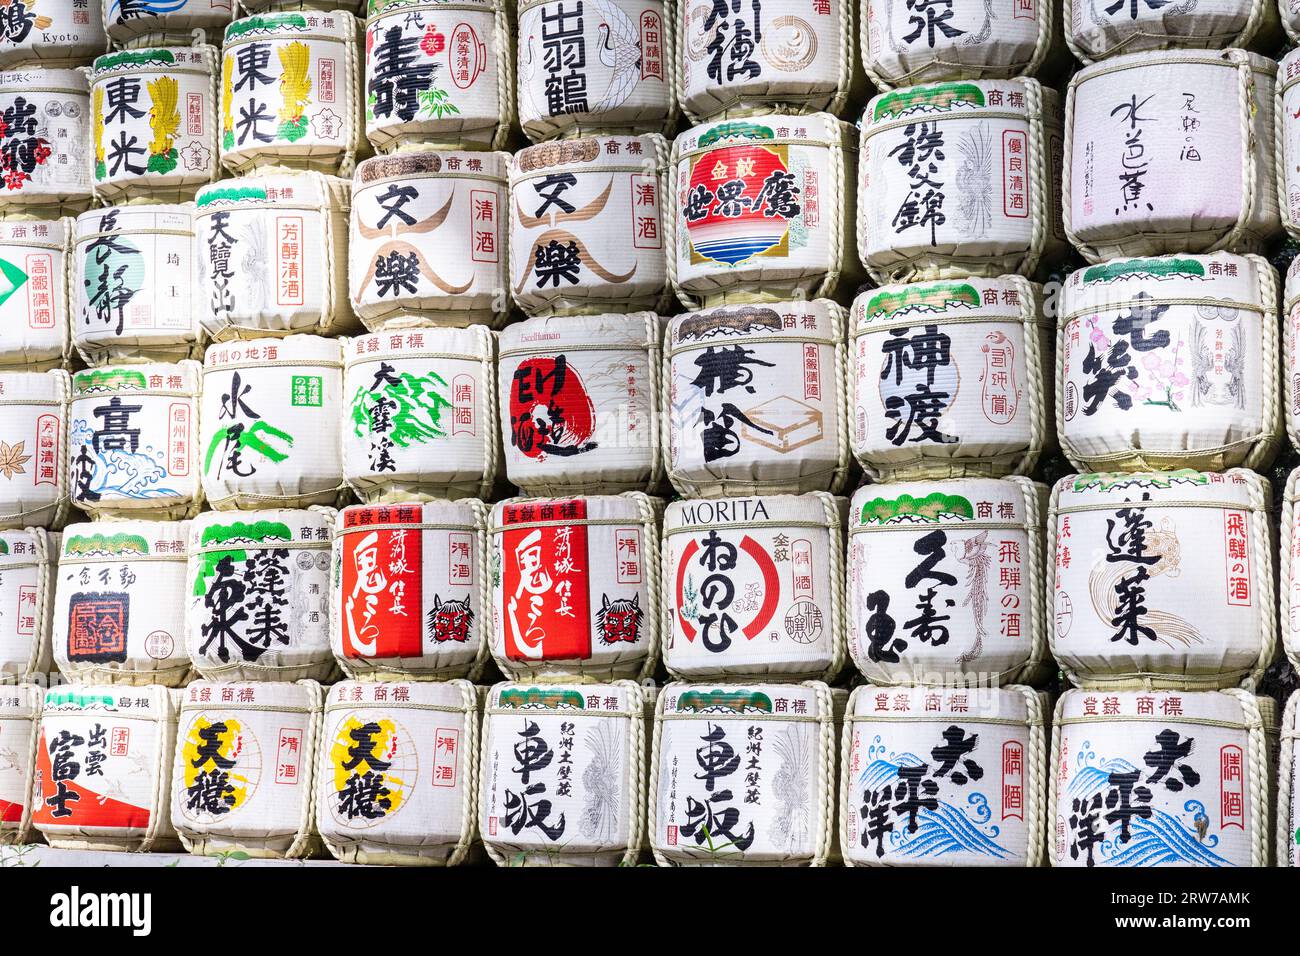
0 218 69 370
498 312 663 495
0 0 107 70
243 0 363 10
0 369 69 531
104 0 232 47
0 684 39 845
860 78 1066 282
678 0 857 122
1285 0 1300 40
32 684 179 851
517 0 674 141
479 680 645 865
68 364 202 521
511 135 669 316
663 493 846 681
848 477 1048 686
1050 469 1273 689
186 508 335 682
672 114 861 306
200 335 345 510
364 0 510 152
841 684 1047 866
344 328 497 501
316 678 478 865
1279 689 1300 866
667 299 850 497
489 492 659 682
196 171 359 340
1065 50 1279 262
1067 0 1279 64
333 500 488 680
0 530 53 681
53 520 192 686
1060 253 1280 473
89 47 220 204
851 276 1051 481
1277 50 1300 240
0 68 91 216
170 679 321 858
350 151 509 329
1267 468 1300 679
650 680 837 865
1050 688 1271 867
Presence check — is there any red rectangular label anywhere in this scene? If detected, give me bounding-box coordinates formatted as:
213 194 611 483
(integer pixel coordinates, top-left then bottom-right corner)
433 727 460 787
276 728 303 784
23 252 53 329
501 500 591 662
341 507 423 659
1002 740 1024 821
1220 744 1244 829
1002 130 1028 219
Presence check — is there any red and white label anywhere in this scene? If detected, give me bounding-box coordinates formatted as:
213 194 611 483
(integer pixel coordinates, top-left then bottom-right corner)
615 529 642 585
1223 510 1251 607
24 253 53 329
630 173 660 250
276 216 304 307
501 500 591 662
433 727 460 787
1002 740 1024 821
1220 744 1244 829
35 413 58 487
319 58 336 103
470 189 498 263
1003 130 1028 219
276 727 303 784
342 506 424 659
168 402 191 477
187 93 204 136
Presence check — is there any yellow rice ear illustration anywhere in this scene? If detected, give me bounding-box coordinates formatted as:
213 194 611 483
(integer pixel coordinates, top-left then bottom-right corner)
278 41 313 124
91 85 105 165
221 53 235 136
147 75 180 157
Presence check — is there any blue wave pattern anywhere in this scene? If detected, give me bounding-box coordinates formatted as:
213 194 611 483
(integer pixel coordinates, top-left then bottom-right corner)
71 418 180 501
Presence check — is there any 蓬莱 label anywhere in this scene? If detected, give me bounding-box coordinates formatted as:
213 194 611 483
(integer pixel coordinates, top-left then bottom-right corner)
103 0 232 48
0 684 39 846
0 0 108 71
0 529 53 681
0 68 91 214
0 369 68 531
1067 0 1277 64
0 218 68 370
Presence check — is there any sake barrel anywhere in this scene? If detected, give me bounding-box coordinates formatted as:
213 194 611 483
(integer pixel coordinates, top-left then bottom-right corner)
89 47 220 204
488 492 659 682
0 684 39 845
0 218 69 370
851 276 1052 480
1275 51 1300 241
860 78 1066 282
200 335 345 510
1067 0 1280 64
666 299 850 497
32 684 179 852
0 0 107 70
1050 688 1270 867
316 678 478 865
0 369 69 531
364 0 510 152
0 68 91 216
344 328 497 501
196 172 359 340
171 679 321 858
350 151 509 329
1064 50 1279 262
1278 688 1300 866
103 0 232 48
1049 469 1273 689
53 520 192 686
672 114 861 306
517 0 674 141
1285 0 1300 41
186 508 335 682
67 364 202 521
510 135 669 316
847 477 1048 686
479 680 645 866
0 529 53 681
678 0 857 122
841 684 1047 866
333 500 489 680
498 312 663 495
1266 468 1300 678
650 680 837 865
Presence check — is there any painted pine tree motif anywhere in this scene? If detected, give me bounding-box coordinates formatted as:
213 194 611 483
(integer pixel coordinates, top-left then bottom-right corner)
349 362 452 473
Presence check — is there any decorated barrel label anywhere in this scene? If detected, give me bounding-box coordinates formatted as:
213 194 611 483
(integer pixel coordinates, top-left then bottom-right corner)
317 678 477 865
664 493 845 680
32 684 179 851
103 0 232 46
364 0 509 152
673 114 859 305
510 135 668 316
652 681 835 865
480 681 644 866
68 364 201 520
0 684 39 845
0 68 91 211
667 300 848 497
0 529 53 680
350 151 509 329
842 685 1045 866
170 679 320 858
200 335 344 509
0 369 68 531
89 47 219 202
0 218 69 370
489 493 657 682
0 0 108 71
1068 0 1273 63
1066 50 1278 262
1060 253 1278 473
52 520 191 685
498 312 662 494
1052 688 1268 867
852 276 1050 480
344 328 495 501
517 0 672 141
333 500 486 680
196 172 358 340
1051 469 1272 689
186 509 334 682
848 477 1046 685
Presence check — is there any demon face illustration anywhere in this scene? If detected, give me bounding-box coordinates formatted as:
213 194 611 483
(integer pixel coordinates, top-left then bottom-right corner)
426 594 475 644
595 592 643 645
